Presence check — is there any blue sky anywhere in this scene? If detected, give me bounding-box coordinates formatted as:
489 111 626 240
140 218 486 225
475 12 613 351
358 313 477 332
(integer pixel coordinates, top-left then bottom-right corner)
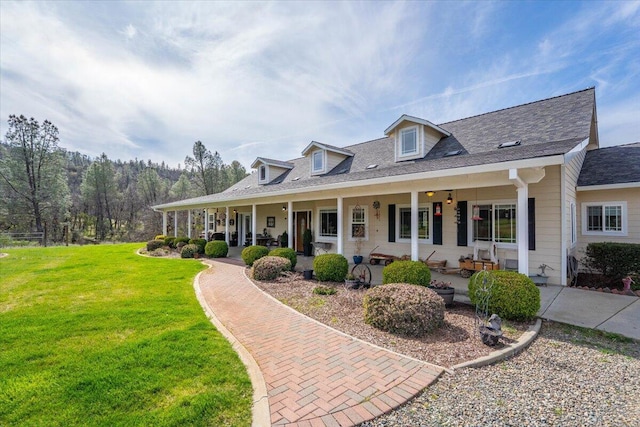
1 1 639 170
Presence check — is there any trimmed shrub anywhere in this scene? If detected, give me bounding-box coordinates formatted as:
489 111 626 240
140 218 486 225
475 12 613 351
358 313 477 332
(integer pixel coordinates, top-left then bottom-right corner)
189 238 207 254
468 270 540 321
155 234 166 240
313 254 349 282
180 244 199 259
269 247 297 270
176 241 187 250
175 236 190 246
313 286 337 295
241 245 270 266
164 236 176 248
382 260 431 286
363 283 444 336
205 240 229 258
252 256 291 281
583 242 640 280
146 239 164 252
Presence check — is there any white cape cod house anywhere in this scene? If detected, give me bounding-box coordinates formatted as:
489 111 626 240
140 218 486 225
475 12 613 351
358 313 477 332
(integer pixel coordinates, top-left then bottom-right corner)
153 88 640 286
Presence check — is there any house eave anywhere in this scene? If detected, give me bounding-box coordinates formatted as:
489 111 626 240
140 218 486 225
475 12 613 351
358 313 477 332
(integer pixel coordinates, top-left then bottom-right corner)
577 182 640 191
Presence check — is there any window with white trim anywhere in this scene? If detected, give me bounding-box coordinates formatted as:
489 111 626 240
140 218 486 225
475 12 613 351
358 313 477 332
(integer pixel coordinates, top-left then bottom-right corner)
397 205 430 242
582 202 626 235
472 203 517 244
399 127 418 156
349 205 368 240
259 165 266 182
319 208 337 238
312 151 324 173
209 214 216 231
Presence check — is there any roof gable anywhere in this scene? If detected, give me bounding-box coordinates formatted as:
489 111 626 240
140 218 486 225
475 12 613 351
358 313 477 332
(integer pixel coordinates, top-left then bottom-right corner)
301 141 354 157
384 114 451 137
250 157 294 169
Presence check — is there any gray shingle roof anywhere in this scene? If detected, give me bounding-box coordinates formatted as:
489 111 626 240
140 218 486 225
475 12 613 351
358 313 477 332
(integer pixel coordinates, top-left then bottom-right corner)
155 88 596 209
577 142 640 187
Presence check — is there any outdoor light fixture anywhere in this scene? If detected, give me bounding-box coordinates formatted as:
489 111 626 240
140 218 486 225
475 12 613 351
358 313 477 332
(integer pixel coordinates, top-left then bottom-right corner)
446 192 453 204
426 191 435 197
282 205 287 211
435 203 442 216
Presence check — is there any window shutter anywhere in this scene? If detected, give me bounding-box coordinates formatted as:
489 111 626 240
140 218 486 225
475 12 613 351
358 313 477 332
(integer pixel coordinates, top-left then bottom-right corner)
433 202 442 245
457 201 467 247
388 204 396 242
528 198 535 251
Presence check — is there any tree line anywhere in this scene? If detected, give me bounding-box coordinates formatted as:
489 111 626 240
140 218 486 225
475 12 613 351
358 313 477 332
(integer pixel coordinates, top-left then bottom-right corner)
0 115 248 244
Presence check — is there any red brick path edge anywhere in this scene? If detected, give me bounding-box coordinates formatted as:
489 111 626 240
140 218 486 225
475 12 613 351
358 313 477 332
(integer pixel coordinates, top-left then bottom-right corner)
196 259 444 427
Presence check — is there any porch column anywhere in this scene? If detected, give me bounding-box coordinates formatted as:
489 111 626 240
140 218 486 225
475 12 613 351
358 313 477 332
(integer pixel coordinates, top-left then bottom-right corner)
287 200 293 249
509 169 529 275
225 207 230 245
411 190 419 261
204 209 209 240
337 196 343 255
162 211 167 236
252 204 257 246
187 210 192 239
174 211 178 237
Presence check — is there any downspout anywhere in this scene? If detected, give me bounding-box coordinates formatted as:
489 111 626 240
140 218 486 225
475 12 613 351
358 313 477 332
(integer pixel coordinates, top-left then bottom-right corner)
509 169 529 275
560 165 568 286
411 190 419 261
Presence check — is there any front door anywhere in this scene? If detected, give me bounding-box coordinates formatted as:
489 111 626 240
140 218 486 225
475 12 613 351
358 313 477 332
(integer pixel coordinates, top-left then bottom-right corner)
296 212 309 252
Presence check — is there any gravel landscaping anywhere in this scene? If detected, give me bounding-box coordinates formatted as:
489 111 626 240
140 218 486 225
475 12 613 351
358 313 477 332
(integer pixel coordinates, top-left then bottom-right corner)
252 272 533 368
360 321 640 427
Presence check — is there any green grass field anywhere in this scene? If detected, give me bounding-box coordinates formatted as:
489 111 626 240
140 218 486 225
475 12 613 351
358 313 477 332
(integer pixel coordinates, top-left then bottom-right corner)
0 244 252 426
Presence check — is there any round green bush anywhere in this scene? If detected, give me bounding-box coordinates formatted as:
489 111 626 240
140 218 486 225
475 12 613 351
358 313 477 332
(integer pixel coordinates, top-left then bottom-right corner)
205 240 229 258
154 234 166 240
363 283 445 336
241 245 270 266
180 244 199 259
175 236 190 246
313 253 349 282
189 238 207 254
269 247 297 270
252 256 291 281
382 260 431 286
146 239 164 251
164 236 176 248
468 270 540 321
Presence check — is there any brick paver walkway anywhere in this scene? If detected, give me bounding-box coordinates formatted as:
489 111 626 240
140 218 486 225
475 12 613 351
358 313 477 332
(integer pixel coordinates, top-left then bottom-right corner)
197 260 444 426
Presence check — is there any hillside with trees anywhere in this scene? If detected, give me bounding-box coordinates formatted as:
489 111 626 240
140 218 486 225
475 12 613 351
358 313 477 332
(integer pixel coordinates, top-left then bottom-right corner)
0 115 247 245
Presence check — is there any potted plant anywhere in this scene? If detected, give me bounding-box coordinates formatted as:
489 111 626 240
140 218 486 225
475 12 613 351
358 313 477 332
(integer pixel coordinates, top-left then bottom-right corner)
303 229 313 256
302 262 314 280
280 231 288 247
428 279 455 307
345 273 360 289
353 230 364 265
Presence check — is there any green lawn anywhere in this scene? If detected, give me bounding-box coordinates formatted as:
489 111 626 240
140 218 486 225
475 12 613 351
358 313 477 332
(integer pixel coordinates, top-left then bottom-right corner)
0 244 252 426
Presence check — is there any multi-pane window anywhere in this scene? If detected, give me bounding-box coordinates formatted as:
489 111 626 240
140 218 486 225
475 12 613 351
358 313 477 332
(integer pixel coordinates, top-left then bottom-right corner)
312 151 324 172
259 165 266 181
472 203 517 244
584 203 625 234
319 209 337 237
398 206 429 240
400 127 417 156
350 206 367 239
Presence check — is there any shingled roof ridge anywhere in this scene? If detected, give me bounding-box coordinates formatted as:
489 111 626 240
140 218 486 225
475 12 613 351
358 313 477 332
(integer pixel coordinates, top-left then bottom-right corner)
438 87 595 127
342 136 391 150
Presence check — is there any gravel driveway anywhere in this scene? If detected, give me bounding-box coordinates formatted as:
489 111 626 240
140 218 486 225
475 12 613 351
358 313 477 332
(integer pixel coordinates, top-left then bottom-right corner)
360 321 639 427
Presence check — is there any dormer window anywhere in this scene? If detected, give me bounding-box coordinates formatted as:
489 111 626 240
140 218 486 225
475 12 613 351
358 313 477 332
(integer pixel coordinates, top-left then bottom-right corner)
312 151 324 173
259 165 267 183
400 127 418 156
